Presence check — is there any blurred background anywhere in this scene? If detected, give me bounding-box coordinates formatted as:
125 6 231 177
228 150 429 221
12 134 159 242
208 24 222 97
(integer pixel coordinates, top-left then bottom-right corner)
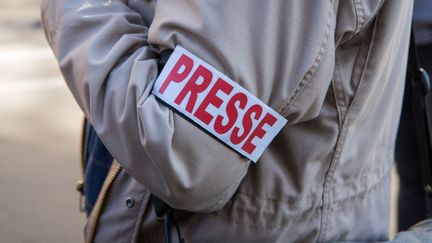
0 1 84 242
0 1 401 243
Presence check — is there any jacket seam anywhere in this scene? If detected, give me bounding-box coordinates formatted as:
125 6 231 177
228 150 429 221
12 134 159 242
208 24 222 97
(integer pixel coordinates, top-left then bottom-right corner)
332 61 347 127
340 0 384 45
217 205 321 230
131 190 151 242
354 0 365 32
225 165 390 231
317 120 349 243
330 168 391 210
331 150 391 190
236 191 320 206
344 15 379 121
358 0 386 37
318 12 380 243
339 0 363 44
278 6 333 116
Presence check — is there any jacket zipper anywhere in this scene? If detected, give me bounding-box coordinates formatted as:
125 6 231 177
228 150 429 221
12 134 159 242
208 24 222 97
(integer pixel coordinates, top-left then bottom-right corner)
86 162 122 243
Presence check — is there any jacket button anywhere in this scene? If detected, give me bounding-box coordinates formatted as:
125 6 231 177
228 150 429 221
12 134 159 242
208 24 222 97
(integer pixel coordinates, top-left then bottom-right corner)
125 197 135 208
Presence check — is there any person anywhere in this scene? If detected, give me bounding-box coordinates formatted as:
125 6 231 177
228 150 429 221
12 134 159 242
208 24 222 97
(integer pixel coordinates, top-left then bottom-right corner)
40 0 420 242
396 0 432 231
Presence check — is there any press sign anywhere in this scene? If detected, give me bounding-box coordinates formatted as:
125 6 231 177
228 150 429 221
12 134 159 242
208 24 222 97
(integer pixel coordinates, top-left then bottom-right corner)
152 46 287 162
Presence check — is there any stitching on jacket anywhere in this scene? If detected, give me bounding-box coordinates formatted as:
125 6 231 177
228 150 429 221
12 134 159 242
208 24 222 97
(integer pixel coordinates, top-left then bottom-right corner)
317 119 349 243
294 207 322 224
344 17 379 121
227 218 284 230
354 0 365 32
331 62 347 128
330 168 391 210
331 150 391 192
223 166 390 231
217 205 321 230
278 8 333 116
352 0 385 39
318 13 380 243
236 191 320 206
340 0 384 45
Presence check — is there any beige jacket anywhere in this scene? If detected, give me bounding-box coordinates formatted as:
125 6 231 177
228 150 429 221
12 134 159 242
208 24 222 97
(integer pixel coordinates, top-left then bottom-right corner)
41 0 413 242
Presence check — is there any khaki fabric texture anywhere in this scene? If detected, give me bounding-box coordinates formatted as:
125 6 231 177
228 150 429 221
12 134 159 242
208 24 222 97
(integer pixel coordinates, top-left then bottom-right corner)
41 0 413 242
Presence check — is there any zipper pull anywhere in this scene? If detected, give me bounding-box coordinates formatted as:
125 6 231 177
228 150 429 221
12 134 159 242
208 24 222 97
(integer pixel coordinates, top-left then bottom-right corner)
76 179 85 212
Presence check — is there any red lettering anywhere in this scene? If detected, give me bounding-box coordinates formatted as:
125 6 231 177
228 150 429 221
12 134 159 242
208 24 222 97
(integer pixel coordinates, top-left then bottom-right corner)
174 65 212 113
230 104 262 145
242 113 277 154
214 92 247 134
159 54 194 94
194 78 233 125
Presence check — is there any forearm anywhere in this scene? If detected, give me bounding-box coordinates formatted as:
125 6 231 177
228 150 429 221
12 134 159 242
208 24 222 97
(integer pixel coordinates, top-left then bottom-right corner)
41 0 250 212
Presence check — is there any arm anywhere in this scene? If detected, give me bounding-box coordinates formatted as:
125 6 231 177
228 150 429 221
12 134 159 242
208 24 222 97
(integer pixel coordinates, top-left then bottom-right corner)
41 0 250 212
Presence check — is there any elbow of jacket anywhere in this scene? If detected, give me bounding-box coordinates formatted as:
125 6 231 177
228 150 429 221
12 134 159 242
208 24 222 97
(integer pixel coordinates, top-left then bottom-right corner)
161 178 240 213
156 158 249 213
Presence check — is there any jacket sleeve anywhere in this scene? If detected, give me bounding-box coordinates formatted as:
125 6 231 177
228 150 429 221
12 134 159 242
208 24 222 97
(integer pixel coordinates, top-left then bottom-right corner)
40 0 250 212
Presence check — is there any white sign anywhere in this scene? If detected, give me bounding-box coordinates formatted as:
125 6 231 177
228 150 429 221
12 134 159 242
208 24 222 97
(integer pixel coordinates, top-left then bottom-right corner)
152 46 287 162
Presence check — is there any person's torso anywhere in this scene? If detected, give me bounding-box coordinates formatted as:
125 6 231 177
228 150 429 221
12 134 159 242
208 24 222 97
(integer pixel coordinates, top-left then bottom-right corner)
88 1 412 242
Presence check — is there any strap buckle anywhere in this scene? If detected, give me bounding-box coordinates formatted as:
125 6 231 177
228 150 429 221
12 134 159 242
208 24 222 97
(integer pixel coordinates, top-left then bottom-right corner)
418 68 431 97
76 179 85 212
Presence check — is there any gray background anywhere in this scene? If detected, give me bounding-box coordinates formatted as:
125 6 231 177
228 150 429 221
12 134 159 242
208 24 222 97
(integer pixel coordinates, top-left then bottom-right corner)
0 1 84 242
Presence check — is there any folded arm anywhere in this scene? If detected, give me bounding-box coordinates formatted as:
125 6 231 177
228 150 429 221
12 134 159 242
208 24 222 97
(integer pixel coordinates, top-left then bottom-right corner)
41 0 250 212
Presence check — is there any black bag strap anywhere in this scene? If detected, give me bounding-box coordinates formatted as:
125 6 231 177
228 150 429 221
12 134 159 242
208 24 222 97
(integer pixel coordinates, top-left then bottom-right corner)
407 24 432 215
153 48 185 243
152 195 185 243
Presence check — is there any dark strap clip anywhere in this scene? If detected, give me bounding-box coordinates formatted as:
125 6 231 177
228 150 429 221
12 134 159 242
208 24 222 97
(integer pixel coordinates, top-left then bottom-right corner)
76 180 85 212
151 196 186 243
425 184 432 198
419 68 431 97
153 195 172 222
